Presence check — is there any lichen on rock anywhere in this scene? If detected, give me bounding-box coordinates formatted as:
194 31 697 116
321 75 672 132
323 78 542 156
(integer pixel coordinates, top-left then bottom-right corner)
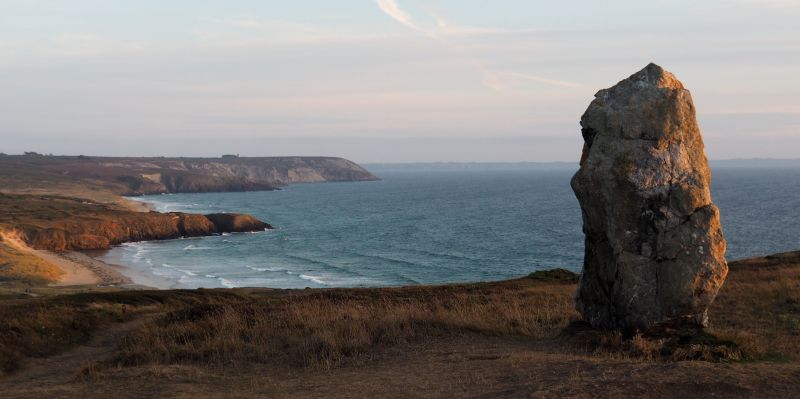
571 63 728 331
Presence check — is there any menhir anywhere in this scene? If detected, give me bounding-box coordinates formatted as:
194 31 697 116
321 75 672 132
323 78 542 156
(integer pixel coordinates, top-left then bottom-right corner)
571 63 728 331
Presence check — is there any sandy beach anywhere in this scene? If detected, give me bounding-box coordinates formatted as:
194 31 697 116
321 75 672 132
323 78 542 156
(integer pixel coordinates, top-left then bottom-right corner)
51 251 132 286
30 250 100 285
31 250 132 286
1 230 133 286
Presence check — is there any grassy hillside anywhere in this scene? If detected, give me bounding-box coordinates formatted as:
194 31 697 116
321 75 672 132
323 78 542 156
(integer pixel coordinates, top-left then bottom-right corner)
0 253 798 397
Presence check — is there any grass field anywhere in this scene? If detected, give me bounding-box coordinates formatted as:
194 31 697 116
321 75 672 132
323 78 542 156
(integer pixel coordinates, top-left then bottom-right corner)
1 253 799 398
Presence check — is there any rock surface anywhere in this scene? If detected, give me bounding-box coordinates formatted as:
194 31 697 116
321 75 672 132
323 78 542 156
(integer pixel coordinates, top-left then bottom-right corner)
205 213 269 233
571 63 728 331
0 193 271 252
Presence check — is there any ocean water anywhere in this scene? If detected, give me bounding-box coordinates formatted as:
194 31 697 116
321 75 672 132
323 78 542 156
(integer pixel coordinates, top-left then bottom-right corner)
99 165 800 289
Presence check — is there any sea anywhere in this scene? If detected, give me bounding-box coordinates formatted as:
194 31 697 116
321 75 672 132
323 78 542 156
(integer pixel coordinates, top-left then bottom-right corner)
99 163 800 289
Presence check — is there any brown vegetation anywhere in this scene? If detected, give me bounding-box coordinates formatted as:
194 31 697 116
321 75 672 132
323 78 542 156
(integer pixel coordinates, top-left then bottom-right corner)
1 253 799 397
0 233 63 284
113 278 575 369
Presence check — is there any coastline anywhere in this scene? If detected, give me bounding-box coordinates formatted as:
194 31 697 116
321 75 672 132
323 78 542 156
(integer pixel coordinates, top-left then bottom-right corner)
24 244 155 288
0 230 138 287
92 246 177 289
1 193 161 288
38 246 172 289
0 193 271 288
57 193 165 288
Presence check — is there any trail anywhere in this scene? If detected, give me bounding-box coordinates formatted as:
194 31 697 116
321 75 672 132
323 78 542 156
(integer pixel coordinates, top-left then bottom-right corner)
0 316 150 388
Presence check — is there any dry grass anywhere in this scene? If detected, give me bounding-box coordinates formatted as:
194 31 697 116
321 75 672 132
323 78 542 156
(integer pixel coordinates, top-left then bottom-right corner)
707 254 800 360
0 290 245 375
114 281 577 369
2 253 800 384
0 276 577 375
0 234 63 284
560 252 800 363
0 299 128 373
564 325 743 362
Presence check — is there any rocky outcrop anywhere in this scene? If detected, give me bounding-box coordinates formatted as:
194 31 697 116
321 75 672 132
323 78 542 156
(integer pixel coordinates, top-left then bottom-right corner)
0 193 271 252
205 213 269 233
20 211 271 251
571 63 728 331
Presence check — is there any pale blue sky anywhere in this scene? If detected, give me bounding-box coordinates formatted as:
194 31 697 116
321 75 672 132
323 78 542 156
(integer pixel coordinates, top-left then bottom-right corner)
1 0 798 162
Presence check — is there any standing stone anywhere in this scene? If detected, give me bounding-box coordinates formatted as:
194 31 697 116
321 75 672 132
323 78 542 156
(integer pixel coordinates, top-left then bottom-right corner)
571 63 728 331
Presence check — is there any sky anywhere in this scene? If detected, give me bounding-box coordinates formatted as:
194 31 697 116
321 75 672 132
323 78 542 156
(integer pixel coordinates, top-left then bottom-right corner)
1 0 799 163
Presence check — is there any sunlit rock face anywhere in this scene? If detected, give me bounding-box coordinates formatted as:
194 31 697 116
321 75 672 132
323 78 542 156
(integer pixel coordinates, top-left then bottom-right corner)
571 63 728 331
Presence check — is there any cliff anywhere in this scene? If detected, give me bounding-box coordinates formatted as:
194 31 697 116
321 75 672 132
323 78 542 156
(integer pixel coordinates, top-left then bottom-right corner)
0 155 378 197
0 193 271 252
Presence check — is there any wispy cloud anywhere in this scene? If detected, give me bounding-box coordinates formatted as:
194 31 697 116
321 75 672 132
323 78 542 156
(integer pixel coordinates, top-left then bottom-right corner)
376 0 538 38
376 0 430 35
503 72 586 89
195 17 389 46
435 17 541 37
373 0 583 90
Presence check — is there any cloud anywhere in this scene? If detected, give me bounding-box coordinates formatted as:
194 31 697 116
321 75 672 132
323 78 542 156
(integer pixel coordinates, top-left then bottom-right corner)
194 17 390 47
435 17 541 37
373 0 584 90
503 72 587 89
376 0 430 35
376 1 538 38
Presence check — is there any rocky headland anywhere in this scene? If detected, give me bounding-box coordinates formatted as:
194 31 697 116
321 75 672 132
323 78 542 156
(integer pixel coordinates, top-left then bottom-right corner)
0 194 270 252
0 155 379 197
0 193 271 285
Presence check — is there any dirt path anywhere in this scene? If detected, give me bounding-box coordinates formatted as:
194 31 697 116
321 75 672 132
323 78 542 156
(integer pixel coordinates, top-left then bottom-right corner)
0 316 150 390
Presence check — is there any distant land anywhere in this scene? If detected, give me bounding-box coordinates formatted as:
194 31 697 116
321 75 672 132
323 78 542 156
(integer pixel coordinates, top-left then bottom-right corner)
365 158 800 172
0 154 378 202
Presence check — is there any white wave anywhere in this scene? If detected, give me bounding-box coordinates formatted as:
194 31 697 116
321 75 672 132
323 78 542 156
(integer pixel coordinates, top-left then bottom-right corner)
130 243 149 261
161 263 196 276
218 278 237 288
299 274 326 285
246 265 285 273
183 245 213 250
205 274 217 278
